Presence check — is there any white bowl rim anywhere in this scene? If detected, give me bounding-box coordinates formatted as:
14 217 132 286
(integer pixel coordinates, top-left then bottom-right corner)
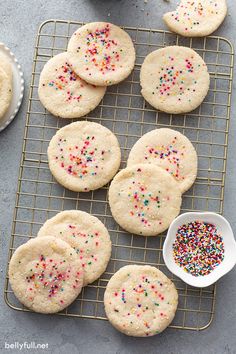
163 212 236 288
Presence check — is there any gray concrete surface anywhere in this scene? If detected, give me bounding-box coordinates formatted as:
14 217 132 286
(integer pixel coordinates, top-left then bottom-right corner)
0 1 236 353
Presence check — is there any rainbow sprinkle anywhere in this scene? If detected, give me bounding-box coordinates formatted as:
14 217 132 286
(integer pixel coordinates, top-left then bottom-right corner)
25 254 81 299
156 55 199 102
55 135 108 179
45 61 84 102
64 224 99 268
173 221 225 276
144 136 185 180
77 24 121 75
127 179 161 227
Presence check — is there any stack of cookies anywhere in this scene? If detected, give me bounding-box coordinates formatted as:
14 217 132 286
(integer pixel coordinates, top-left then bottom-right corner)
9 210 112 313
38 22 136 119
109 128 198 237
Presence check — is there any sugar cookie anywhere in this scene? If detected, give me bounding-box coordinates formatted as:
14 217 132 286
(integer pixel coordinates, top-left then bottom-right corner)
140 46 210 114
163 0 227 37
8 236 83 313
104 265 178 337
108 164 182 236
38 52 106 118
48 121 121 192
67 22 135 86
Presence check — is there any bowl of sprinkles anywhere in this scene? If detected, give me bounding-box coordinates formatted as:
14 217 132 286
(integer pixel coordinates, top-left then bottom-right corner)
163 212 236 287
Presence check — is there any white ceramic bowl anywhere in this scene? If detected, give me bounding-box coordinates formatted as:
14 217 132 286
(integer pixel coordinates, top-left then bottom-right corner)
163 212 236 288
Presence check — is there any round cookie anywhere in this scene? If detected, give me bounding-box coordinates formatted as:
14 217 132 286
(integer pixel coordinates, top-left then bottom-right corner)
8 236 84 314
108 164 182 236
38 52 106 118
163 0 227 37
0 67 12 119
67 22 136 86
140 46 210 114
104 265 178 337
0 52 13 77
37 210 112 286
127 128 198 193
48 121 121 192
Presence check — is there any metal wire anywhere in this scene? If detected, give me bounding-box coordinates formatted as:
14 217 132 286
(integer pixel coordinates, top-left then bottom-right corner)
4 19 234 331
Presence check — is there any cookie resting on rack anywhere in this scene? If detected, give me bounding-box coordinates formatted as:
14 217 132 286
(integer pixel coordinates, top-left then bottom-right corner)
38 52 106 118
67 22 136 86
140 46 210 114
108 164 182 236
37 210 112 286
47 121 121 192
104 265 178 337
127 128 198 193
8 236 84 314
163 0 227 37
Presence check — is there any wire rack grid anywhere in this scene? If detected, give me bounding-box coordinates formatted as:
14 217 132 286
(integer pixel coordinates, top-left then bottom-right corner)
4 19 234 331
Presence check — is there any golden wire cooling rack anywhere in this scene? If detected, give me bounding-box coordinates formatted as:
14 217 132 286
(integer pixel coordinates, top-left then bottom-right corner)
4 19 234 331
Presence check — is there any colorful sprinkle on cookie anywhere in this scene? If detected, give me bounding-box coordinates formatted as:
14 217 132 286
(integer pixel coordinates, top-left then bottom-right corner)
127 180 161 226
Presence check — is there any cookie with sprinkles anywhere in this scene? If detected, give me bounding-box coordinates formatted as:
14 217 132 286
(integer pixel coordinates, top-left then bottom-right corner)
108 164 182 236
163 0 227 37
8 236 84 313
104 265 178 337
67 22 136 86
38 52 106 118
140 46 210 114
127 128 198 193
37 210 111 286
47 121 121 192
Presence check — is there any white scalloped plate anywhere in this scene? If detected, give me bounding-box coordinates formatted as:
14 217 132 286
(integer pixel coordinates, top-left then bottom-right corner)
0 42 24 132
